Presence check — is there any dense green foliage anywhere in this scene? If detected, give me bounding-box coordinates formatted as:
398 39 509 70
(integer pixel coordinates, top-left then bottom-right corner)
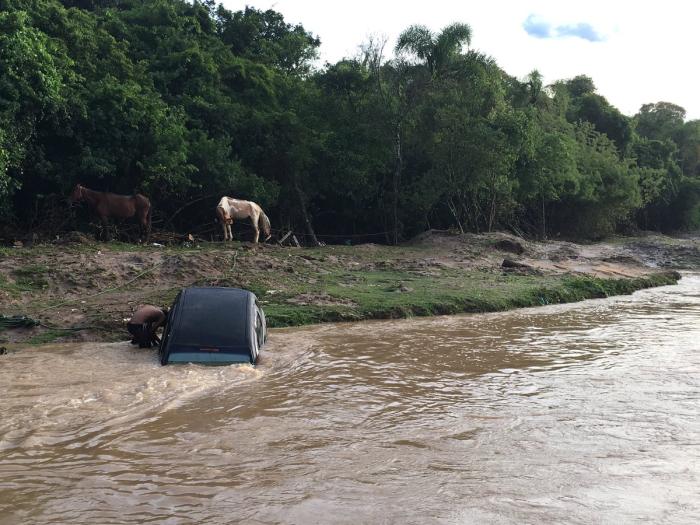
1 0 699 241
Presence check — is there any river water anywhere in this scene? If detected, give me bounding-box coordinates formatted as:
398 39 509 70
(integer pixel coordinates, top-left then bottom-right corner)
1 276 699 524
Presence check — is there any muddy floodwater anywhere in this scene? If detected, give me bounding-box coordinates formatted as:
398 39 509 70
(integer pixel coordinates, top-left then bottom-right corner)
1 277 699 524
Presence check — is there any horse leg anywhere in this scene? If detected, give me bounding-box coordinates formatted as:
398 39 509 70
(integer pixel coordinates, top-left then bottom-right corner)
100 216 110 242
142 207 151 243
251 211 260 243
227 221 233 241
221 221 228 241
137 212 148 243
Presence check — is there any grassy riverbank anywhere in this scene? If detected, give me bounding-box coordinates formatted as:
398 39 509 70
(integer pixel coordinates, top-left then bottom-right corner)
0 231 692 345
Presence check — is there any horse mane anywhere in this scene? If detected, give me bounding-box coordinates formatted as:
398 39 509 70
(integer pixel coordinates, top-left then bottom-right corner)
215 204 230 224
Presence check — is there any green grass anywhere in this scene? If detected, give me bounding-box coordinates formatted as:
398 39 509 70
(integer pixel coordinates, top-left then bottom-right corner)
256 268 680 328
26 329 71 345
12 264 51 291
0 274 22 296
0 267 51 298
0 237 683 343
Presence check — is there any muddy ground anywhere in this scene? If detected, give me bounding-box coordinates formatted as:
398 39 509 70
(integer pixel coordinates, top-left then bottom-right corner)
1 231 696 345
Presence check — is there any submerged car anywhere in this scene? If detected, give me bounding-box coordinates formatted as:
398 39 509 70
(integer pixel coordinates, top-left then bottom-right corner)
159 287 266 365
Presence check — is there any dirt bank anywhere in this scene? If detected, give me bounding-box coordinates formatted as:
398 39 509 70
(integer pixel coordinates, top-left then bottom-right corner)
1 231 695 345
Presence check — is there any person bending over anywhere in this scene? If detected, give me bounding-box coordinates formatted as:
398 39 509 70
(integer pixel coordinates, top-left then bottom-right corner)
127 305 168 348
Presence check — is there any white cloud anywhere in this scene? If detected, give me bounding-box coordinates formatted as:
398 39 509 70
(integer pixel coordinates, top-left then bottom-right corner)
221 0 700 119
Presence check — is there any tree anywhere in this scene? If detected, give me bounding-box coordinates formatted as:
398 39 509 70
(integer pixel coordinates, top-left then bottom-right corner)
574 94 632 153
310 59 393 240
525 69 544 106
217 6 320 76
555 123 641 237
1 0 698 240
635 102 686 141
676 120 700 177
0 6 74 214
564 75 595 97
517 130 579 238
395 22 472 77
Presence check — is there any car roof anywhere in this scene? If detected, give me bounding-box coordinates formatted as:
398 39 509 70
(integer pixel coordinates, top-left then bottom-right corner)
169 287 254 349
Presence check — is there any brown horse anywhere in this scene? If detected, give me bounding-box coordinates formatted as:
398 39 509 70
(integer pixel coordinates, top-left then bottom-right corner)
69 184 151 241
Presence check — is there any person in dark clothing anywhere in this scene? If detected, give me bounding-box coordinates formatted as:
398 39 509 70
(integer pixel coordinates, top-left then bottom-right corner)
127 305 168 348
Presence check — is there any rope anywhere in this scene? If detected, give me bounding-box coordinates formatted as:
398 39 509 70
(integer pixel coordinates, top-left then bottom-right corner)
290 230 392 239
47 216 393 246
2 250 238 337
34 261 164 314
198 222 392 241
40 322 97 332
157 215 391 239
0 316 95 334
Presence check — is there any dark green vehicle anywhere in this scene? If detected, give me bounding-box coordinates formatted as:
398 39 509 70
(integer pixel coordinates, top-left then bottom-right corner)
159 287 266 365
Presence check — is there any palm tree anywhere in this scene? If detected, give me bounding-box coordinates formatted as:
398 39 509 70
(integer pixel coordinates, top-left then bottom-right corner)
395 22 472 77
526 69 543 104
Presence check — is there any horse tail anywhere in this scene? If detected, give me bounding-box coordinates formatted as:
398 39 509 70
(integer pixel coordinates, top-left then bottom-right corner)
259 208 271 240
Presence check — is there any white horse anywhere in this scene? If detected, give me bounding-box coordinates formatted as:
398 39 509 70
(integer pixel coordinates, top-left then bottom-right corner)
216 196 271 243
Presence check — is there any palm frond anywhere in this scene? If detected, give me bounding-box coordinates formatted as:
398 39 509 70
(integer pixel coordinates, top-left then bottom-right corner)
435 22 472 53
395 25 434 60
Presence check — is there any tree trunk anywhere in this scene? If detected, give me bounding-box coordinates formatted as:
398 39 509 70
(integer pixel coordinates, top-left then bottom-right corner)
293 176 321 246
488 195 496 233
447 198 464 233
392 128 402 245
541 194 547 240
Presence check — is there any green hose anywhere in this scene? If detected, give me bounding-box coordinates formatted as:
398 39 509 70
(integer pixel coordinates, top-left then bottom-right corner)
0 315 41 332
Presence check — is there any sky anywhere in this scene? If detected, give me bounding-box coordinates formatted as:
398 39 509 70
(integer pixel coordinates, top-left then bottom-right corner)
222 0 699 120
